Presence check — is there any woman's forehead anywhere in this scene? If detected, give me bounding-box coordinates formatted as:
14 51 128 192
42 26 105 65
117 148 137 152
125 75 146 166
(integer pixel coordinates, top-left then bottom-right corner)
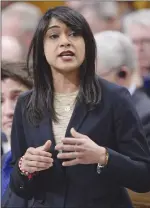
48 18 66 28
47 17 75 33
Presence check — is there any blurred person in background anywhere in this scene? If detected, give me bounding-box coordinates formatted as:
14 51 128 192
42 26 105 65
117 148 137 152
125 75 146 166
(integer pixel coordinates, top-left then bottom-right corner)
66 1 121 34
1 131 7 156
95 31 150 147
65 0 84 11
2 2 42 59
123 9 150 97
117 1 134 17
1 62 33 207
2 36 23 62
1 1 13 10
1 62 33 154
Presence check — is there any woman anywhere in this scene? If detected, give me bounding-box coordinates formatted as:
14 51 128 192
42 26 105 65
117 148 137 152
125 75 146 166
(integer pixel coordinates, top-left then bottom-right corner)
10 6 150 208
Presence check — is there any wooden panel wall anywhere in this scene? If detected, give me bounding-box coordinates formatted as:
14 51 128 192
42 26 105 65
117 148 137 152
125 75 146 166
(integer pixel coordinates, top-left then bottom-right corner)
29 1 65 13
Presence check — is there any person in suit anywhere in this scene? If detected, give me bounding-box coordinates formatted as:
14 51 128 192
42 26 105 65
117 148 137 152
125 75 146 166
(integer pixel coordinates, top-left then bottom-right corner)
95 31 150 148
1 62 33 207
9 6 150 208
1 62 33 153
1 131 7 156
123 9 150 97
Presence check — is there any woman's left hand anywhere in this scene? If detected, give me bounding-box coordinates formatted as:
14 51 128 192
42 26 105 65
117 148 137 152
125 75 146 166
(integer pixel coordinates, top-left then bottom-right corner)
55 128 106 166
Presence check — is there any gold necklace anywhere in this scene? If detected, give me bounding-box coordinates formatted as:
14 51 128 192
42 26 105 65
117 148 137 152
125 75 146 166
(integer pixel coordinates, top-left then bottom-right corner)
64 101 75 112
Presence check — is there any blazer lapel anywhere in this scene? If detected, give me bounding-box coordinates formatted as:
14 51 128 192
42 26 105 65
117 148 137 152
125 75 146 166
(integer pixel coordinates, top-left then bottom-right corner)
65 100 89 137
38 100 89 145
37 112 55 154
37 113 66 173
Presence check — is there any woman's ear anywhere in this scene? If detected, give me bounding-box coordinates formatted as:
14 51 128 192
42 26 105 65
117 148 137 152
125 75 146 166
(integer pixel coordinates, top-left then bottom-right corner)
116 66 129 79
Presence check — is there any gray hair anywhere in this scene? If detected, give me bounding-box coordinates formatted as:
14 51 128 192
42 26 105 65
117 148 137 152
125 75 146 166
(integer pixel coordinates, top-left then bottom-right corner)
94 31 138 73
2 2 42 33
92 1 118 19
78 1 118 19
123 9 150 34
2 36 23 62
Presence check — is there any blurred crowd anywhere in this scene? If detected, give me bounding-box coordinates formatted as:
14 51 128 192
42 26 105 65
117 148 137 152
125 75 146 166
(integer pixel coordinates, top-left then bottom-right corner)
1 1 150 207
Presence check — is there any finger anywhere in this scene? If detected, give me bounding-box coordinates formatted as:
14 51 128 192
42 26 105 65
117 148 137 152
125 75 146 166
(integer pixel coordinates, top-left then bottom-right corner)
24 155 53 163
27 148 52 158
36 164 53 171
70 128 87 138
55 143 73 152
55 142 64 151
27 163 53 173
62 158 80 166
61 138 84 145
57 152 83 159
26 147 36 154
25 160 53 168
55 143 84 152
37 140 52 151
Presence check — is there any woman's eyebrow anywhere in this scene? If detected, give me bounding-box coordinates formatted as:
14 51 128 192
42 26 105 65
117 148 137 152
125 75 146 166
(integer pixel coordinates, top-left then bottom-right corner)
47 25 60 31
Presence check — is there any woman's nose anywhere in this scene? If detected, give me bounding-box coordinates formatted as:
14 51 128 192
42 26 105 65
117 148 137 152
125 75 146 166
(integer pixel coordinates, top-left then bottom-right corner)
59 35 71 48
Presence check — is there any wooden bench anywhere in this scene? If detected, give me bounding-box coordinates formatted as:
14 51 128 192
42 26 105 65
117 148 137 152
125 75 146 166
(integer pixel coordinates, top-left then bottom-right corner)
128 190 150 208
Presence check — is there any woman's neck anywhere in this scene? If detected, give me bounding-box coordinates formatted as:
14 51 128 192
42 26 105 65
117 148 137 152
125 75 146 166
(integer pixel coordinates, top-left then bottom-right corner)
52 70 79 93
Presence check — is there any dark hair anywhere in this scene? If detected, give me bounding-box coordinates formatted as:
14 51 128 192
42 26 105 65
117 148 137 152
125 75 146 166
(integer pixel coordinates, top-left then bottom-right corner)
26 6 101 125
1 61 33 89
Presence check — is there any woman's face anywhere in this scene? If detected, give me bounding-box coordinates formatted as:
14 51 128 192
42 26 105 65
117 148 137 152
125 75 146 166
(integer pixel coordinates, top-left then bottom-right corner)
44 17 85 74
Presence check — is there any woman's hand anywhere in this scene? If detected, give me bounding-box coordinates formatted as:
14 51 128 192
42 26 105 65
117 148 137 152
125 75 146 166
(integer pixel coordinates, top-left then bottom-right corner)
55 128 106 166
21 140 53 173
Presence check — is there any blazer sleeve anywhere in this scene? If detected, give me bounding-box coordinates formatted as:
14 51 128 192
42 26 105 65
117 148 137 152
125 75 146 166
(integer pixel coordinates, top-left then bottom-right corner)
9 95 37 199
105 88 150 193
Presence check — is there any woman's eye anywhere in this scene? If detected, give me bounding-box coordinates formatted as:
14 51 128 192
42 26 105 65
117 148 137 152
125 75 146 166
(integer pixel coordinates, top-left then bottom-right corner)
49 34 59 39
69 31 78 37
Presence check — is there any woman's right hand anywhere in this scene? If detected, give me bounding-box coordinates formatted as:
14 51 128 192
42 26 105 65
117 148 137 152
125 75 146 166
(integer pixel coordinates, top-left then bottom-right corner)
21 140 53 173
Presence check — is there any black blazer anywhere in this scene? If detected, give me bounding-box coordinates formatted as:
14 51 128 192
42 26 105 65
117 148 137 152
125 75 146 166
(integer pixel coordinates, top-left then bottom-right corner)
10 78 150 208
132 88 150 146
2 152 29 208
